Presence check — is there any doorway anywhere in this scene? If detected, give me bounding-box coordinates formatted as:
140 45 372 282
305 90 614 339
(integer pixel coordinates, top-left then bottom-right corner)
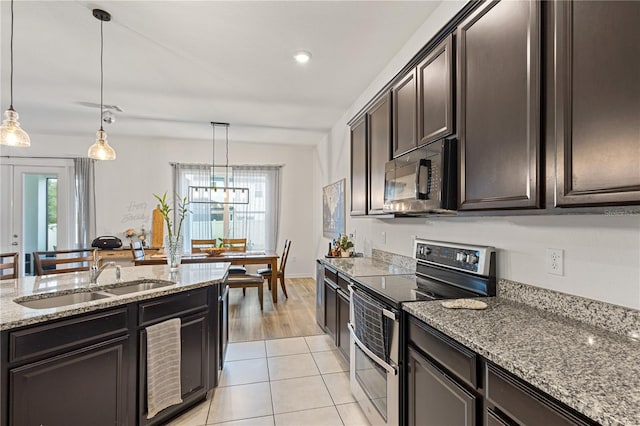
0 159 72 276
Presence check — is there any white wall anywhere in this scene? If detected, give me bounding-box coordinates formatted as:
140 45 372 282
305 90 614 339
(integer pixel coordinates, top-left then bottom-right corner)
315 1 640 309
3 132 315 277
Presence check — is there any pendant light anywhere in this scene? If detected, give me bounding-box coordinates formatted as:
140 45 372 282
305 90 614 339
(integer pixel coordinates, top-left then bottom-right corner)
87 9 116 160
0 0 30 147
189 122 249 205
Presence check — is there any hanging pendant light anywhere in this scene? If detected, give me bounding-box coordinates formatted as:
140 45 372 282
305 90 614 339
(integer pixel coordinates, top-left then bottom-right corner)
189 122 249 204
0 0 30 147
87 9 116 161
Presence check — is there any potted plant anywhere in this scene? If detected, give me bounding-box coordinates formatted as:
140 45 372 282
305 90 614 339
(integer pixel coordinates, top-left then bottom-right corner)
153 192 189 270
337 234 354 257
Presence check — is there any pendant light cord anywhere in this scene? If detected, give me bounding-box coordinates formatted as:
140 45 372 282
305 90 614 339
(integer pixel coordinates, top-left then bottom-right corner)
99 18 104 131
9 0 14 108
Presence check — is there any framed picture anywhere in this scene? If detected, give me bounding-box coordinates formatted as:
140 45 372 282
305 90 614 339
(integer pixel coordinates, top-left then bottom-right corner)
323 179 345 239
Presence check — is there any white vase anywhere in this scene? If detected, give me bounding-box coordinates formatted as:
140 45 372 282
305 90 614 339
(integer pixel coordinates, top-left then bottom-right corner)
340 250 350 258
165 235 183 271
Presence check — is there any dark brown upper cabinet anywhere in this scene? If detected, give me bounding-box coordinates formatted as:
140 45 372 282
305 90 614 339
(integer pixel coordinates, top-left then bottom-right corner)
367 93 391 214
418 34 454 146
554 1 640 207
350 115 368 216
457 0 541 210
392 69 418 158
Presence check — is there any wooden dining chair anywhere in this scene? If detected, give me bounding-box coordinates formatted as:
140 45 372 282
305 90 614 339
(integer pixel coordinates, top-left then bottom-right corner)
221 238 248 275
191 239 218 253
257 240 291 298
0 252 19 280
33 248 96 276
130 240 145 261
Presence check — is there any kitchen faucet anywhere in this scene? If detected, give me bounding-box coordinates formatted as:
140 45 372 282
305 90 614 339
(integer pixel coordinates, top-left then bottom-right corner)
90 259 121 284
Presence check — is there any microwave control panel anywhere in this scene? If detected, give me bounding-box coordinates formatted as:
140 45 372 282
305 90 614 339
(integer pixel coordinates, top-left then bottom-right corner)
414 240 494 276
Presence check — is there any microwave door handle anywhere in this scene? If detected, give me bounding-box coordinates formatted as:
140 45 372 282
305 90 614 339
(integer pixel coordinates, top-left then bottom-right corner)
415 159 430 200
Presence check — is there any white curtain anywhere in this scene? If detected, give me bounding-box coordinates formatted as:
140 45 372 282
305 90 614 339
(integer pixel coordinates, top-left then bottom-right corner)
231 166 281 251
73 158 96 248
172 163 281 252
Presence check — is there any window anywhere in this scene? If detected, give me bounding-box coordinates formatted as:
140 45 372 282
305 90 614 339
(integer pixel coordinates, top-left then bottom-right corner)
173 164 281 252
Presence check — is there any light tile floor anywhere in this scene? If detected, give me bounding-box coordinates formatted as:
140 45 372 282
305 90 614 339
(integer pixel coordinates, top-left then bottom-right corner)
167 334 370 426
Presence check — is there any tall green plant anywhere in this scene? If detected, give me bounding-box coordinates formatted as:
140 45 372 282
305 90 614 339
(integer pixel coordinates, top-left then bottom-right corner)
153 192 189 241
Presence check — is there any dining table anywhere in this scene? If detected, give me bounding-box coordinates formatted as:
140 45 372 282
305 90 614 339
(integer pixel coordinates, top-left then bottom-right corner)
134 250 282 302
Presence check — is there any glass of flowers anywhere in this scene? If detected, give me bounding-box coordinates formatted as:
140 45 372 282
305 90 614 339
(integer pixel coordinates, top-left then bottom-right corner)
153 192 189 271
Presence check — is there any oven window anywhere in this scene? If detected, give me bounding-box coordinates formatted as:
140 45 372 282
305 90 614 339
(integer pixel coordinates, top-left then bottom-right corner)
354 342 388 421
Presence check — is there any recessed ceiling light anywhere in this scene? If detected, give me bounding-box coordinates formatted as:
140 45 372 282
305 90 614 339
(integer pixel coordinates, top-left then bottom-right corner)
294 51 312 64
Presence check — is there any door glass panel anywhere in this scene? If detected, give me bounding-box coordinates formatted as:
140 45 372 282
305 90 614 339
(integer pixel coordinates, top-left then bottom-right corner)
354 343 388 421
46 178 58 251
23 173 58 275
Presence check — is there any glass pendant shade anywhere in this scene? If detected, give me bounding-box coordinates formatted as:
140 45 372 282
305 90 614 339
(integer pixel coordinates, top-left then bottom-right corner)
88 129 116 160
0 108 30 147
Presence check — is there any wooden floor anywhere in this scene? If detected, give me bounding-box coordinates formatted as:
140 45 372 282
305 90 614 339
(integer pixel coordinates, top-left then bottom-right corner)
229 277 324 342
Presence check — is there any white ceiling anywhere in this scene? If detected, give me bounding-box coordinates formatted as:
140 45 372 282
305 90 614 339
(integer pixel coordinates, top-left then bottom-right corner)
1 1 441 146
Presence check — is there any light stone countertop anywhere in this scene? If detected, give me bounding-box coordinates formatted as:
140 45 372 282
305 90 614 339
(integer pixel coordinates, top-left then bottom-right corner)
321 256 413 277
404 297 640 426
0 263 230 331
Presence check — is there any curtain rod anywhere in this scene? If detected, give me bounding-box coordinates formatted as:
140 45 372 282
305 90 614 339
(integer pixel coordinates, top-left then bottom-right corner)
1 155 85 160
169 162 284 168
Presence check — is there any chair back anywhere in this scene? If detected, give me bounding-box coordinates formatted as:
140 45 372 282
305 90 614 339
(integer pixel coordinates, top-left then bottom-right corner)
0 252 19 280
130 240 145 261
279 240 292 274
222 238 247 252
33 248 96 276
191 239 218 253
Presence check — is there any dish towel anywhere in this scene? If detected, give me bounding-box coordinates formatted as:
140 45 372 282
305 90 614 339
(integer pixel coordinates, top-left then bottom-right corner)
146 318 183 419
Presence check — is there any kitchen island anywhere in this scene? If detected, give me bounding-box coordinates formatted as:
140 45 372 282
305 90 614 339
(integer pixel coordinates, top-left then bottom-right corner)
0 263 230 426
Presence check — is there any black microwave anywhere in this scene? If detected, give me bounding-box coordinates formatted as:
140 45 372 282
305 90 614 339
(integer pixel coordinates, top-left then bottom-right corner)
383 138 457 214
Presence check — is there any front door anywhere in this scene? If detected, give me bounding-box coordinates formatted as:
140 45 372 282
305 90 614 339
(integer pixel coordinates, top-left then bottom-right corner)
0 159 72 276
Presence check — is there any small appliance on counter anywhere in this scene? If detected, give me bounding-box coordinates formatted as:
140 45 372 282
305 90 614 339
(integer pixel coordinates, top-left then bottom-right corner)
348 239 496 426
91 235 123 249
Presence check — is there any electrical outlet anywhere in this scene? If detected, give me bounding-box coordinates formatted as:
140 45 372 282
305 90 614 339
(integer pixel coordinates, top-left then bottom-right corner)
380 231 386 244
546 248 564 276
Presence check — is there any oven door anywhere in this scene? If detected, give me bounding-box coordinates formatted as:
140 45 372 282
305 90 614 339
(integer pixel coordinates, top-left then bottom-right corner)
349 286 399 426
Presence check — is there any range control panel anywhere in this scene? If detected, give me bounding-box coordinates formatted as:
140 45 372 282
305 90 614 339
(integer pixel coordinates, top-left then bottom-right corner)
414 239 495 276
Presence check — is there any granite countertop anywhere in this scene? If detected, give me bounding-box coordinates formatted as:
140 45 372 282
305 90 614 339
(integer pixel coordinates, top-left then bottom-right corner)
404 297 640 426
321 256 413 277
0 263 230 331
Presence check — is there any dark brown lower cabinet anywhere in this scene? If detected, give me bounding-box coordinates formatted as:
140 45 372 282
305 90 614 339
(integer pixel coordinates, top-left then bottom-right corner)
10 335 130 426
336 289 350 360
407 347 477 426
1 286 223 426
324 278 338 341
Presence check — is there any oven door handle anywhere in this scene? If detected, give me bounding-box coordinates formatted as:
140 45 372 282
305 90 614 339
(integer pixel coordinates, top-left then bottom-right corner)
348 323 398 375
348 284 399 320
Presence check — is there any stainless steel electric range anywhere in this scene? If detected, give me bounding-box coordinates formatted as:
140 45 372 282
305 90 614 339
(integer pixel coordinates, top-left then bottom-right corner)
349 239 496 426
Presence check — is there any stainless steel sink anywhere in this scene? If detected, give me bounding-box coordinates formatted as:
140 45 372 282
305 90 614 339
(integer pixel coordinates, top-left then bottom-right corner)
16 291 112 309
104 281 174 295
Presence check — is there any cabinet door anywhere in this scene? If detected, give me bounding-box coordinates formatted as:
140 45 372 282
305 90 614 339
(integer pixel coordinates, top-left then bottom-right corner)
350 115 368 215
367 93 391 214
10 336 129 426
316 261 325 328
140 312 208 424
457 0 541 210
418 34 454 145
407 347 477 426
324 280 338 341
554 1 640 206
392 69 418 157
336 289 350 361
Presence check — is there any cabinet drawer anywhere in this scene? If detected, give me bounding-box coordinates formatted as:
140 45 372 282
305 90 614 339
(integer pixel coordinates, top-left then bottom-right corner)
408 317 477 388
139 289 208 327
486 363 593 426
324 266 338 285
9 308 128 364
337 274 350 293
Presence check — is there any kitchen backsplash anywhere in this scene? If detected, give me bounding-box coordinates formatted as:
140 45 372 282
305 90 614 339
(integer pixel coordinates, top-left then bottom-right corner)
498 279 640 340
372 249 416 272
